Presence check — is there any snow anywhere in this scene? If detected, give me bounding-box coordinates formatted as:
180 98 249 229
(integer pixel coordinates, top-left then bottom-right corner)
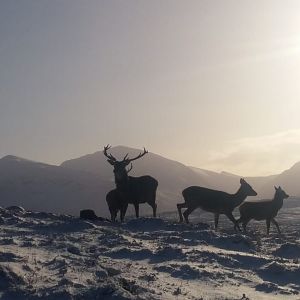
0 207 299 299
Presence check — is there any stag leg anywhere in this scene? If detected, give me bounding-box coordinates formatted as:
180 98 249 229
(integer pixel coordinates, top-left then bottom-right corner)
214 214 220 230
149 202 157 218
120 203 128 222
177 203 187 223
183 206 196 224
134 203 139 218
271 218 281 234
110 214 114 222
152 190 157 218
266 219 271 235
110 209 117 222
225 212 241 231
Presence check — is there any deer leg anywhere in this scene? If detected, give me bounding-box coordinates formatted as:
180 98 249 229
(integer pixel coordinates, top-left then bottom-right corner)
242 218 250 233
271 218 281 234
225 212 240 231
234 217 242 231
183 206 196 224
152 190 157 218
214 214 220 230
134 204 139 218
266 219 271 235
120 203 128 222
149 202 157 218
177 203 187 223
111 214 115 222
110 208 116 222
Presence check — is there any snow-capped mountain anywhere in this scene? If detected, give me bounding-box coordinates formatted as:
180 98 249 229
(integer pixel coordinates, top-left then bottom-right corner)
0 146 299 217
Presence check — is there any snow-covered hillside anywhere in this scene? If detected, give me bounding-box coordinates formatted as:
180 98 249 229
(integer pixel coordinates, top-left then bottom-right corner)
0 206 299 299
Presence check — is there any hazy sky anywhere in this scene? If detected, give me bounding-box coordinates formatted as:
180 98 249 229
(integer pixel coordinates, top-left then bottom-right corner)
1 1 300 176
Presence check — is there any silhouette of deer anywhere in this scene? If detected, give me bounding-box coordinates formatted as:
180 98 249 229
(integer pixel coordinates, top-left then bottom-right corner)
236 186 289 234
177 178 257 230
104 145 158 220
106 164 133 222
106 188 127 222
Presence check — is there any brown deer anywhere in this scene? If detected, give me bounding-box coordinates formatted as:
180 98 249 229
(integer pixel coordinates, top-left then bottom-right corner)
106 188 127 222
236 186 289 234
104 145 158 220
177 178 257 230
106 164 133 222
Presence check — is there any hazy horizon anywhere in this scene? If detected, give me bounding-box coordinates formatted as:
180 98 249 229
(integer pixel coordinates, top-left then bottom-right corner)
1 1 300 176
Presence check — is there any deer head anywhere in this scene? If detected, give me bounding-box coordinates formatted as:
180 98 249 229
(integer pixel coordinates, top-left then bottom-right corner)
274 186 289 199
103 145 148 182
240 178 257 196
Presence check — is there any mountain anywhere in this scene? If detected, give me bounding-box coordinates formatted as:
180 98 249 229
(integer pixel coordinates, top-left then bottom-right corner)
0 147 299 217
61 146 212 213
258 162 300 199
0 155 110 215
190 167 281 199
190 167 240 194
0 147 214 216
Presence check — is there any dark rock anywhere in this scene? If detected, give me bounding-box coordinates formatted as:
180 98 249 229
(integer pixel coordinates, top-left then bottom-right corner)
80 209 98 220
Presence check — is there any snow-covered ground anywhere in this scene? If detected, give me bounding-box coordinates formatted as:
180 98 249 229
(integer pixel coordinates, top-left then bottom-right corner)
0 206 299 300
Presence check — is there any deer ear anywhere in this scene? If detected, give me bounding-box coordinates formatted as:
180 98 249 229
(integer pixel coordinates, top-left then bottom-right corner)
240 178 244 184
274 186 278 190
107 159 115 165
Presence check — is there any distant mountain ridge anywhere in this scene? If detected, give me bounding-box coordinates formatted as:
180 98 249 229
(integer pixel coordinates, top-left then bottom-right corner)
61 146 212 214
0 146 299 216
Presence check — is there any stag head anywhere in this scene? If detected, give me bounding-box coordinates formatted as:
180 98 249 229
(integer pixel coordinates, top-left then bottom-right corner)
103 145 148 181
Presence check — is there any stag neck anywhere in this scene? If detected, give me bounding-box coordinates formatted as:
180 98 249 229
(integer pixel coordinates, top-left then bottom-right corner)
115 174 129 190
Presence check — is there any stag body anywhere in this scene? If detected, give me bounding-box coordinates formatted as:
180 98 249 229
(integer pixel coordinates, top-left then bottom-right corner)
236 186 289 234
104 145 158 220
177 178 257 229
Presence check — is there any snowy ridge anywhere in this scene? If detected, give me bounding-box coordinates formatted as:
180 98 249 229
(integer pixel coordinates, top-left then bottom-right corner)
0 207 299 299
1 149 300 217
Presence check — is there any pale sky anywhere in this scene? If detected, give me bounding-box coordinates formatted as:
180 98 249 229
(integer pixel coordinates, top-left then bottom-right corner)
1 0 300 176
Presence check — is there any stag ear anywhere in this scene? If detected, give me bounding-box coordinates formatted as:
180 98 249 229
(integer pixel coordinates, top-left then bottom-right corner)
240 178 245 184
107 159 115 165
274 186 278 190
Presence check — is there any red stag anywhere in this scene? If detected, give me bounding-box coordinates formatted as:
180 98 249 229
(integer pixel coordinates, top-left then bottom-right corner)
104 145 158 221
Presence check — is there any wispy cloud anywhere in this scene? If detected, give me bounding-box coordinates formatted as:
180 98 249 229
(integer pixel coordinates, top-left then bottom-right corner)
202 129 300 176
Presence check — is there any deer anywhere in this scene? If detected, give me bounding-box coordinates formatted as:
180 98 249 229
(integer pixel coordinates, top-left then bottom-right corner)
106 188 127 222
106 163 134 222
177 178 257 230
104 145 158 220
235 186 289 234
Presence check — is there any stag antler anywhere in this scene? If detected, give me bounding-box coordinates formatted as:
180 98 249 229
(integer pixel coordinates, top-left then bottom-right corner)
123 153 129 161
125 147 148 164
103 145 117 163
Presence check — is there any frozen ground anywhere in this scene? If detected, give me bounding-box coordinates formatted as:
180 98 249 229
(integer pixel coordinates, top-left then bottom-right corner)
0 206 299 300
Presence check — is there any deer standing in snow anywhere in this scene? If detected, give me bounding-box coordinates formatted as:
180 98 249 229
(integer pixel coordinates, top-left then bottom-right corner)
104 145 158 221
177 178 257 230
236 186 289 234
